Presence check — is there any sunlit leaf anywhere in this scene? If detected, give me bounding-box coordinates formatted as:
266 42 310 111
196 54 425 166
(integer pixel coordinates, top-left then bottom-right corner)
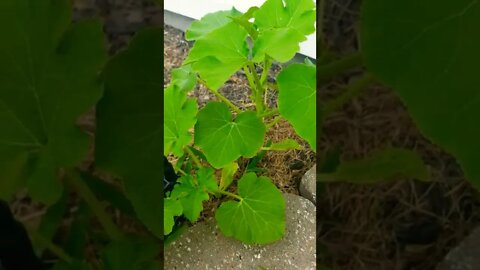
195 102 266 168
277 63 316 151
215 173 285 244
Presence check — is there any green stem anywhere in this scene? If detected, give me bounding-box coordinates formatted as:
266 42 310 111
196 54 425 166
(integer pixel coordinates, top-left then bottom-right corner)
248 61 265 114
243 66 257 96
321 73 376 119
27 226 73 263
260 57 272 85
259 108 279 118
318 52 363 82
216 190 242 201
65 170 123 241
267 115 284 129
185 146 202 168
198 78 241 113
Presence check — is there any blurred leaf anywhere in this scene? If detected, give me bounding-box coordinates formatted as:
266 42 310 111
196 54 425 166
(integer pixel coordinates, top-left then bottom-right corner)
95 28 163 238
318 147 430 184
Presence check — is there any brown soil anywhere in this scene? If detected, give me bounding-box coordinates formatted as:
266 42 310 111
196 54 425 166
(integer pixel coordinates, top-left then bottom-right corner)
319 0 480 269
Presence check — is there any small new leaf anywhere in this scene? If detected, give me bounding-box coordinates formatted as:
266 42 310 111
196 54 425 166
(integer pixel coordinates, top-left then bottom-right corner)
268 139 302 151
220 162 239 191
171 175 210 222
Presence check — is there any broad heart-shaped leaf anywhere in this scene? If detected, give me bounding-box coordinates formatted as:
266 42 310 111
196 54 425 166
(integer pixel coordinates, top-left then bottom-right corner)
254 0 316 35
195 102 266 168
215 173 285 244
164 86 198 156
164 197 183 235
184 22 249 90
318 147 430 184
95 28 163 238
360 0 480 187
185 8 242 41
170 168 217 222
277 63 316 151
101 238 161 270
252 28 306 63
0 1 106 204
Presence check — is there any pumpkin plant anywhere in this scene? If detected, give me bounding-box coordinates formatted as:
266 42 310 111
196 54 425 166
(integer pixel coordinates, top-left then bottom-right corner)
164 0 316 244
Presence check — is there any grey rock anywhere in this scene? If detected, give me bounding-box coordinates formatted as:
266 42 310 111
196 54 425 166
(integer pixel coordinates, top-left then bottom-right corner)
436 227 480 270
165 194 316 270
299 165 316 204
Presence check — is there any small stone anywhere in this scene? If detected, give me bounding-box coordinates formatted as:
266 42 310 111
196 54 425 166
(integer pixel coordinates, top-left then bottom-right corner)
299 165 316 204
436 227 480 270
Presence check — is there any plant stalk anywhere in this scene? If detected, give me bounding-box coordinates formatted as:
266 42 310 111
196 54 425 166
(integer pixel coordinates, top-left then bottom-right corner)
267 115 284 129
27 226 73 263
321 73 376 119
318 52 363 82
198 78 242 113
185 146 202 168
65 169 123 241
216 190 242 201
248 61 265 114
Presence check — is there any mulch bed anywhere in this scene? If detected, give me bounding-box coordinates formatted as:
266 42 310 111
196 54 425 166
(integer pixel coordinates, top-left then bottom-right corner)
318 0 480 269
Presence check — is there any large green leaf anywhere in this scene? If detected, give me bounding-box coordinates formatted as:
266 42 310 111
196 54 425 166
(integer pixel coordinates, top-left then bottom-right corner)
184 22 249 90
95 28 163 238
252 0 315 62
164 85 197 157
361 0 480 187
252 28 306 63
164 197 182 235
101 238 161 270
318 147 430 184
0 1 106 204
277 63 316 151
195 102 266 168
185 8 242 41
254 0 316 35
215 173 285 244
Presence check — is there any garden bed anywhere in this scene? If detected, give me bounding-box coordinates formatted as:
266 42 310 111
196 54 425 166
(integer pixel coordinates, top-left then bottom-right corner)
164 24 316 221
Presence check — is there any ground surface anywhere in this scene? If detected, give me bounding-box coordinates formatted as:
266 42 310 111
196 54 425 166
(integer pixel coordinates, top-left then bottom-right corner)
318 0 480 269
